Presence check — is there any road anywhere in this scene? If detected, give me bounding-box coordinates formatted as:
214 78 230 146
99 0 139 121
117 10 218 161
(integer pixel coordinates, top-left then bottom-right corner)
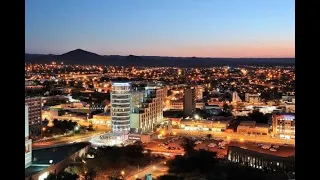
32 132 105 149
126 161 168 180
173 129 295 146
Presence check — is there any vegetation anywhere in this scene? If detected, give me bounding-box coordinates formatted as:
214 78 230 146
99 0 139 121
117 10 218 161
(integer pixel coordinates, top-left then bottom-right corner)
79 143 164 179
45 170 79 180
158 137 268 180
248 110 269 124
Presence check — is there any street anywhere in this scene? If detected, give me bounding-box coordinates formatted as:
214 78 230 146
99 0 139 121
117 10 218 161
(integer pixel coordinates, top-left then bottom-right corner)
126 161 168 180
32 132 105 149
172 129 295 146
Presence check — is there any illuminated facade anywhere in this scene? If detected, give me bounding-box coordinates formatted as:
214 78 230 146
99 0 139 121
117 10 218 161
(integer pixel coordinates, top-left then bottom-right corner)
130 86 164 133
272 114 295 139
111 82 131 133
232 91 242 103
236 121 269 136
25 105 32 168
228 146 295 173
195 85 204 100
25 97 42 137
245 93 261 103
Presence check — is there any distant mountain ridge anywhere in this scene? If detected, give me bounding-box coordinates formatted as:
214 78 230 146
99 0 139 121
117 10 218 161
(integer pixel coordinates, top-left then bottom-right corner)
25 49 295 67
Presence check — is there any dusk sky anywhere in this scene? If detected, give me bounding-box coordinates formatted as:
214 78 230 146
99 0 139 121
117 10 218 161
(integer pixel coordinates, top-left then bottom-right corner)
25 0 295 58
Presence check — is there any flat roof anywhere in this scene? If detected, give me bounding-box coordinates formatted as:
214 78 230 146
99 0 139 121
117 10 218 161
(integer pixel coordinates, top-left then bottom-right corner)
26 142 90 178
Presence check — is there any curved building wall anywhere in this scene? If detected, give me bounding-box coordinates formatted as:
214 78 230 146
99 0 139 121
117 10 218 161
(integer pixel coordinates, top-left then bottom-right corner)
111 83 131 133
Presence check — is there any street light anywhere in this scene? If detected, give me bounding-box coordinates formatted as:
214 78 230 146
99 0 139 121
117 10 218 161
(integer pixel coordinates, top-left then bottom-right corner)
121 170 125 176
227 136 231 140
153 166 156 170
240 138 244 142
194 114 200 120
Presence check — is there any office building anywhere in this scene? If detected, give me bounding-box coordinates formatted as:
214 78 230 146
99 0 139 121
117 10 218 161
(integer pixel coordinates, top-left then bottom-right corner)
272 114 295 139
195 85 204 100
25 97 42 138
25 105 32 168
183 87 196 117
111 82 131 134
245 93 261 103
130 86 164 133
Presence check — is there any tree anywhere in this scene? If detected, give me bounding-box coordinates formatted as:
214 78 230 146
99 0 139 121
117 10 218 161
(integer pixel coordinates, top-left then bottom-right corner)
206 134 212 139
248 110 268 124
45 171 79 180
181 137 196 156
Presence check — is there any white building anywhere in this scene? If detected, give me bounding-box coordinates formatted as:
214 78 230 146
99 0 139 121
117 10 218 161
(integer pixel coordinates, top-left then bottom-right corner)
130 86 164 133
25 105 32 168
111 82 131 134
232 91 242 103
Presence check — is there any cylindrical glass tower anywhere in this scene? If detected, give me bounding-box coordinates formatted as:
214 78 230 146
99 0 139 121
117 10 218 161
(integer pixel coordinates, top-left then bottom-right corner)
111 82 131 133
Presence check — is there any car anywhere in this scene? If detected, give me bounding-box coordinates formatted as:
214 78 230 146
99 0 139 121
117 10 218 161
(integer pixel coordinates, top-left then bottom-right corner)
195 140 203 144
272 145 279 149
269 148 277 152
261 145 271 149
208 143 217 148
218 146 225 149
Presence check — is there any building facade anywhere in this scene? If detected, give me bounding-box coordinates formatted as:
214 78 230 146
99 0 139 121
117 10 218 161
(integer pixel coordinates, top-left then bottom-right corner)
130 86 164 133
111 82 131 133
237 121 269 136
272 114 295 139
25 97 42 138
183 87 196 117
195 85 204 100
245 93 261 103
227 146 295 173
25 105 32 168
232 91 242 103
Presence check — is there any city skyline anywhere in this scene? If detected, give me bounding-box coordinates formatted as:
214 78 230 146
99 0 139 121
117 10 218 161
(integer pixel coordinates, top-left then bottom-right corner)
26 0 295 58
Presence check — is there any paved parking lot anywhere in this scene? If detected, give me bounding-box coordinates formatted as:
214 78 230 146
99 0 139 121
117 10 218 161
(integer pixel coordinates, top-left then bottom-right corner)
146 135 295 158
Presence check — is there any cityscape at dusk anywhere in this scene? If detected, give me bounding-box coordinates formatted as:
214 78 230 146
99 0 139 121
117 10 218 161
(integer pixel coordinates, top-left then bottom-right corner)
25 1 295 180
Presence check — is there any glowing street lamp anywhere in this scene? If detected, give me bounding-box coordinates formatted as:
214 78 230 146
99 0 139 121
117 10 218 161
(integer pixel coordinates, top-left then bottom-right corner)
121 171 125 176
194 114 200 120
240 138 244 142
153 166 156 170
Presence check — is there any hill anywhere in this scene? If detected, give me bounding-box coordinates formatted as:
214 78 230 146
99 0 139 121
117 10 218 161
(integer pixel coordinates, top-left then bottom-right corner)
25 49 295 67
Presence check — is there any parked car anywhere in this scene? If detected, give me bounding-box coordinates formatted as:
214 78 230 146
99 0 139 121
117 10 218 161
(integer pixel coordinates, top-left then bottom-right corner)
261 145 271 149
208 143 217 148
195 140 203 145
269 148 277 152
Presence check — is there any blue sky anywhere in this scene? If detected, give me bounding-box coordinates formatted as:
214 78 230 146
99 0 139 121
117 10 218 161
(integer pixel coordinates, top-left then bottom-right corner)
25 0 295 57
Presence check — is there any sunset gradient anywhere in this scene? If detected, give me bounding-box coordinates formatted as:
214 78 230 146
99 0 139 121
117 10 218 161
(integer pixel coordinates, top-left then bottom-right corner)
25 0 295 58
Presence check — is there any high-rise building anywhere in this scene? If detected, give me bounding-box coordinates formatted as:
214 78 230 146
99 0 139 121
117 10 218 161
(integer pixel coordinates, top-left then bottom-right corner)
272 114 295 139
25 105 32 168
130 86 164 133
25 97 42 138
195 85 204 100
245 93 261 103
183 87 196 117
111 82 131 133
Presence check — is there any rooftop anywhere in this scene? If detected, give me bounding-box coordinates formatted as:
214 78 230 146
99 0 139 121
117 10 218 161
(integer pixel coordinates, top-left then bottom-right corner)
25 142 90 178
